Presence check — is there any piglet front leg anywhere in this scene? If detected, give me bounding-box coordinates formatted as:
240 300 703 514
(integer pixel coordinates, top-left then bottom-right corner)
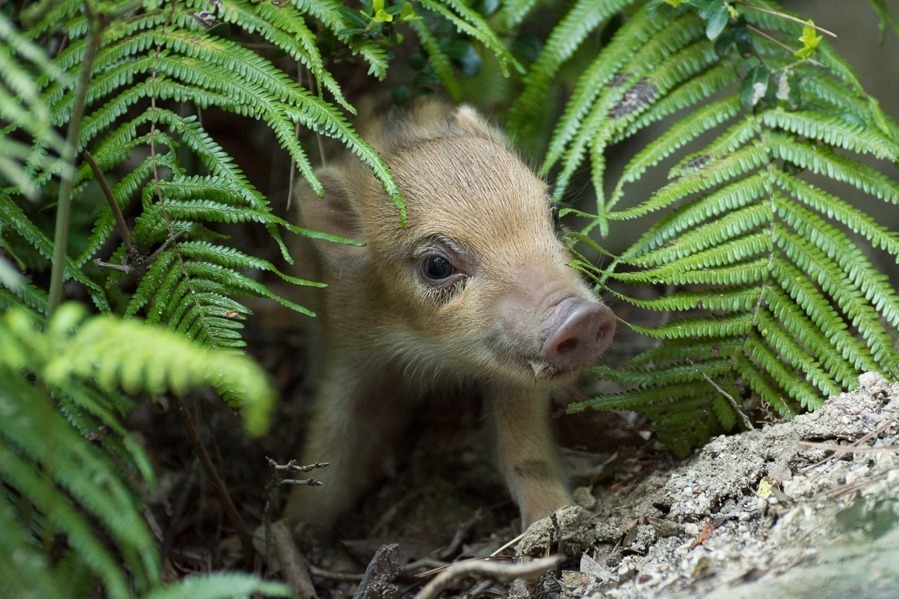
487 384 571 529
284 360 411 528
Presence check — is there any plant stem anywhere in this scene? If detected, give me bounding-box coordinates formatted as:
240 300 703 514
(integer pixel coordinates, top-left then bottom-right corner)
173 393 258 562
84 150 134 254
736 2 837 38
47 8 104 316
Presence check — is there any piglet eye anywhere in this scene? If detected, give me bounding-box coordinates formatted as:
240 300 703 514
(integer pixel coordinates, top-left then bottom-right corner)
421 254 455 281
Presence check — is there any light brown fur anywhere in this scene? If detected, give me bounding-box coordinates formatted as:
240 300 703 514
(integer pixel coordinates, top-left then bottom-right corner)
285 100 614 529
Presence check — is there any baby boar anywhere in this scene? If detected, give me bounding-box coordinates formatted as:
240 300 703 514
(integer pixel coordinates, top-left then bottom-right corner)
285 100 615 529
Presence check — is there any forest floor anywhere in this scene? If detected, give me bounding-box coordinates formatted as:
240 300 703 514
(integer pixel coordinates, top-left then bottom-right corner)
275 372 899 598
136 302 899 598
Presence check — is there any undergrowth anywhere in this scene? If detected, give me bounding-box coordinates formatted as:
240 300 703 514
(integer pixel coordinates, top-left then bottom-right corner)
0 0 896 594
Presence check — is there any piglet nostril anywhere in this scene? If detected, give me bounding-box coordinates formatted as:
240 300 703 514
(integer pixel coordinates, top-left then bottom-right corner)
556 337 579 354
596 318 613 343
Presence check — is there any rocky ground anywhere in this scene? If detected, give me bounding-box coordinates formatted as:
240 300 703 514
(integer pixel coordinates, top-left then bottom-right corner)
518 371 899 599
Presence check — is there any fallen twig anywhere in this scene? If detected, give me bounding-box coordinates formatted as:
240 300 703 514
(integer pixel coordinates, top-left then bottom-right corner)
798 441 899 454
173 394 256 562
413 555 563 599
271 520 318 599
308 565 365 582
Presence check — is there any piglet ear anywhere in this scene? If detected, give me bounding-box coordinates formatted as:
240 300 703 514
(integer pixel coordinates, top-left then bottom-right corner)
296 166 366 261
454 105 508 145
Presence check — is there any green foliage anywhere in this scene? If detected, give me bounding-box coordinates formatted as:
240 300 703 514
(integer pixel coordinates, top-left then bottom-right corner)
0 303 285 598
1 0 897 592
518 0 898 454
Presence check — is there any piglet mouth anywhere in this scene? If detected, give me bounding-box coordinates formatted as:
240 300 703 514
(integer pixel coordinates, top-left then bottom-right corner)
527 358 555 379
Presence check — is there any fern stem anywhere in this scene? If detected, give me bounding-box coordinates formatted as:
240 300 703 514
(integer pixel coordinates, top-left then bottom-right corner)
47 9 105 316
173 394 258 563
83 150 134 255
687 359 754 430
735 2 838 38
745 24 824 68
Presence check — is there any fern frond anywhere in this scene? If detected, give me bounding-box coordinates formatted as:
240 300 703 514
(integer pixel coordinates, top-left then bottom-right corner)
0 496 68 599
144 572 289 599
753 307 842 399
771 171 899 257
766 133 899 203
775 227 896 366
0 194 109 312
625 337 746 366
609 144 769 222
547 14 711 203
733 353 797 419
626 204 770 266
419 0 522 77
565 3 898 444
759 108 897 160
292 0 389 78
610 286 758 313
497 0 539 29
590 131 896 449
0 12 70 198
131 247 313 350
209 0 352 111
574 9 899 448
0 303 280 597
575 378 714 413
0 430 141 599
538 7 667 170
763 284 859 389
769 258 879 374
609 175 767 270
614 63 739 144
408 17 463 101
775 196 899 328
628 313 754 341
0 370 158 599
507 0 635 139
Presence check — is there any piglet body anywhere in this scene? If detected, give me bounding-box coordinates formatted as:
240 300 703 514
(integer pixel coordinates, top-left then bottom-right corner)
285 101 615 529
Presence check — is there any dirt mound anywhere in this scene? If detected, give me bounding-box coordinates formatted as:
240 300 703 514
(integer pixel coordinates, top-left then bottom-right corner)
517 372 899 598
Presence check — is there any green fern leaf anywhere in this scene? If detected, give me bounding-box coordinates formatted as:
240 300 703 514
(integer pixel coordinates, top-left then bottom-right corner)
613 286 759 313
627 204 770 266
497 0 539 29
293 0 389 78
611 81 741 205
539 7 670 171
754 307 842 399
0 194 108 312
775 196 899 328
769 258 878 374
760 108 897 160
771 171 899 257
419 0 522 77
144 572 289 599
210 0 353 111
0 497 68 599
764 284 859 389
766 133 899 203
508 0 635 139
408 17 463 101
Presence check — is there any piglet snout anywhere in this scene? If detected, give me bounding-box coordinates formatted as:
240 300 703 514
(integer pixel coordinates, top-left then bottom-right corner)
541 297 616 372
